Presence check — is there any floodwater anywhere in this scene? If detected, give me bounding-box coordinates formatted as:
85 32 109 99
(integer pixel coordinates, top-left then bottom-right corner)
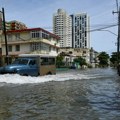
0 68 120 120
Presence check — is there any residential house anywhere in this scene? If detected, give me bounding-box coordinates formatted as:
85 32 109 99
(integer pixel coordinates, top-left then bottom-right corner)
59 47 90 65
0 27 60 64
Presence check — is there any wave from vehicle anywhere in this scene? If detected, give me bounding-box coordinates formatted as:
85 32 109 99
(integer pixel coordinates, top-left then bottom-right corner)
0 70 109 85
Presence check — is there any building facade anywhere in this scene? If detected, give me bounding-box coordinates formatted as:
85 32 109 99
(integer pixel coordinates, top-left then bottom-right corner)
71 13 90 49
59 47 90 63
0 28 60 64
53 9 72 48
53 9 90 49
6 20 27 30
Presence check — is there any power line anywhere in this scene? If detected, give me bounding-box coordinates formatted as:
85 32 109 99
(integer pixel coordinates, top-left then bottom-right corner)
40 23 117 33
38 24 117 37
89 24 117 32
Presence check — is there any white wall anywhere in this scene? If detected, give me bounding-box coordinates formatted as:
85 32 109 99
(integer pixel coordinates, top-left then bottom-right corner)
2 43 31 55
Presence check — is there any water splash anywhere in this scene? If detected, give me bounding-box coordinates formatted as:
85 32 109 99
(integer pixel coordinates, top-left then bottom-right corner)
0 70 110 85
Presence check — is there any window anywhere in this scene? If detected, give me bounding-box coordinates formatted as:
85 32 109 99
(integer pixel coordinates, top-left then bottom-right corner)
41 57 48 65
8 45 12 52
42 32 49 39
29 60 37 66
48 58 55 65
85 31 87 37
85 21 87 27
41 57 55 65
15 33 20 40
75 26 77 32
31 43 38 50
80 24 81 30
83 51 86 54
80 33 82 39
82 27 84 33
16 45 20 51
75 17 77 22
69 51 72 54
8 34 12 41
13 58 28 65
85 41 87 47
31 43 41 51
31 31 40 38
82 17 84 24
41 43 49 51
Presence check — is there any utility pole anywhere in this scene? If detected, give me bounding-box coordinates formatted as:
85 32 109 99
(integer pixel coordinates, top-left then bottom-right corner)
2 8 9 65
115 7 120 64
117 7 120 64
112 0 120 75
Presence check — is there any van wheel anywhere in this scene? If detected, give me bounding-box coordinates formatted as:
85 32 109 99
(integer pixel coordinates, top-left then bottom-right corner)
23 74 28 76
14 69 18 74
36 73 40 76
47 72 52 75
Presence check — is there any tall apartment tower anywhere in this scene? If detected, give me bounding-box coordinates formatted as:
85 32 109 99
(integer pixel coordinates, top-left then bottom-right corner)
53 9 72 48
71 13 90 49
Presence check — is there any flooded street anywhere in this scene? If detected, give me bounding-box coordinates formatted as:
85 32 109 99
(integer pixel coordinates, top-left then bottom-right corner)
0 68 120 120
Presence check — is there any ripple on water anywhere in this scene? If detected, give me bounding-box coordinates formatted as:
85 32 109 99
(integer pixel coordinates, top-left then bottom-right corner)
0 68 120 120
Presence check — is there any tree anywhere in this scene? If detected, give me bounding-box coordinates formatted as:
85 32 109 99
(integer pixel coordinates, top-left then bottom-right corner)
110 52 120 67
98 52 109 67
74 56 87 67
56 55 64 68
110 52 117 66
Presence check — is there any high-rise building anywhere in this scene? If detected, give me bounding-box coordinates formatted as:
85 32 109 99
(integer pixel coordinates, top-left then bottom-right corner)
53 9 90 49
71 13 90 49
53 9 72 48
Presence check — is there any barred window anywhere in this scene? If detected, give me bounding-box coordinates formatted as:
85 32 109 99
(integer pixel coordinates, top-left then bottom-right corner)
31 31 40 38
16 45 20 51
8 45 12 52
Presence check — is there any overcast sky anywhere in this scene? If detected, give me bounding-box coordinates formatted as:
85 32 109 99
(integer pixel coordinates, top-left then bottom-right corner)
0 0 119 54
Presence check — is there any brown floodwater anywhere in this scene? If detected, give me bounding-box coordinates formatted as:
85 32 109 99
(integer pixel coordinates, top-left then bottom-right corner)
0 68 120 120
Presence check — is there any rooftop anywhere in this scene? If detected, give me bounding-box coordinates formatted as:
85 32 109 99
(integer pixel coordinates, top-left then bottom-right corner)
6 27 60 39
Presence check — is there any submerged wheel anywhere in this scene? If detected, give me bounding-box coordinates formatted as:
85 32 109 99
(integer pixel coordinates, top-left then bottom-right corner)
36 73 40 76
47 72 52 75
